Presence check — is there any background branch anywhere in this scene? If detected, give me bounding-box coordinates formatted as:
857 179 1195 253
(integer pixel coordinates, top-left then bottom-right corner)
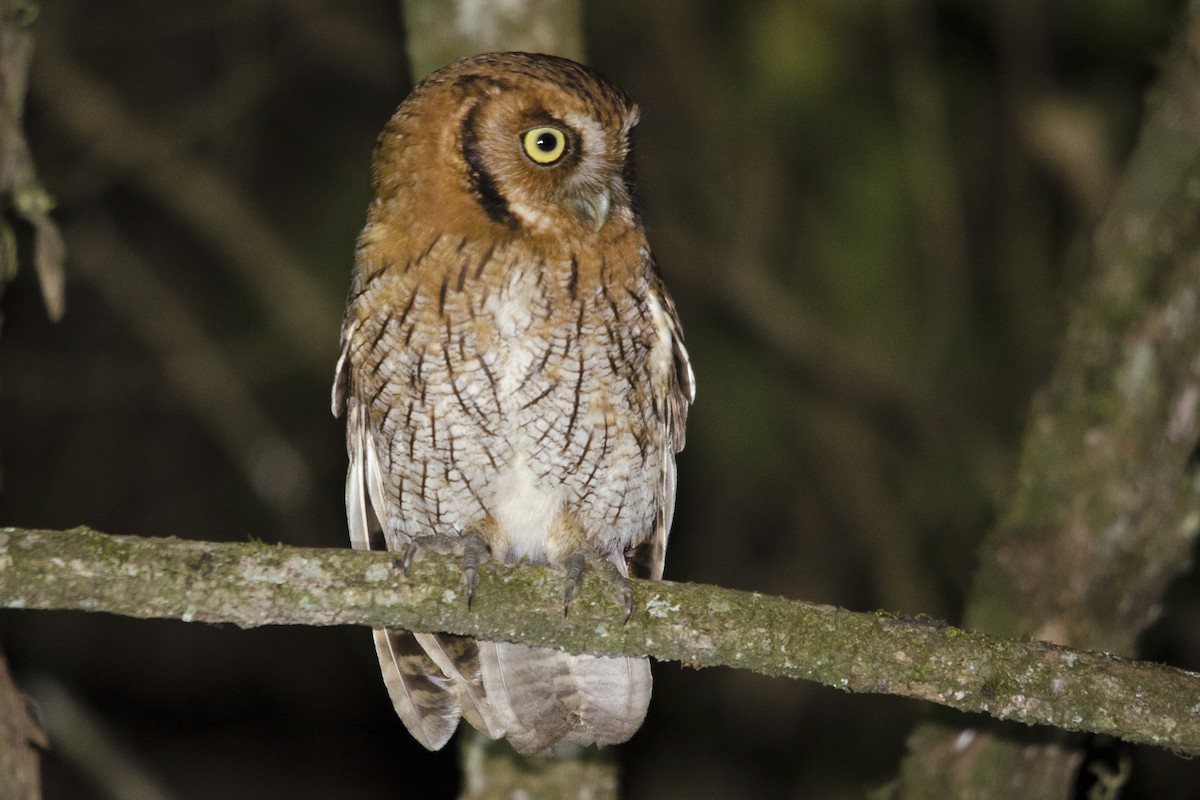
401 0 583 80
0 652 43 800
0 0 64 322
890 1 1200 795
24 677 177 800
2 2 56 797
29 32 340 371
70 213 314 522
3 525 1200 757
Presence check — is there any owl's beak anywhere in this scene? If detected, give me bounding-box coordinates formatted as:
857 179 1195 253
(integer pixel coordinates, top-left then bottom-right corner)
575 188 611 231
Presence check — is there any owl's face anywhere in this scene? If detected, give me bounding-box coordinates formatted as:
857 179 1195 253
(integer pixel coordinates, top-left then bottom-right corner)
369 53 642 244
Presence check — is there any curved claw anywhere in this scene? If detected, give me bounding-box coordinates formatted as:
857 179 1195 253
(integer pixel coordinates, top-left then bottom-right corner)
399 542 416 577
618 583 634 625
462 533 487 609
563 548 634 622
564 551 586 617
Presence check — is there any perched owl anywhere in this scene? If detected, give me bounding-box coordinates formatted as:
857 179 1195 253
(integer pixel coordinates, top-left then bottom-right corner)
332 52 694 755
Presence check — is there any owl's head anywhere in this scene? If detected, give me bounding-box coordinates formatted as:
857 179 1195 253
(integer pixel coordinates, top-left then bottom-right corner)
372 52 642 239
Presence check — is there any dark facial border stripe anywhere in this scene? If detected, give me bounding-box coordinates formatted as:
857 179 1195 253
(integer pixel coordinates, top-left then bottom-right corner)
461 102 519 229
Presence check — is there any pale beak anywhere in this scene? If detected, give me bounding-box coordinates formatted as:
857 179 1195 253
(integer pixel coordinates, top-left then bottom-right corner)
574 188 611 231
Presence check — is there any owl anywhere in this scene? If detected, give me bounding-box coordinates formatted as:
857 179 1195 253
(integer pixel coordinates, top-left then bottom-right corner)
332 52 694 755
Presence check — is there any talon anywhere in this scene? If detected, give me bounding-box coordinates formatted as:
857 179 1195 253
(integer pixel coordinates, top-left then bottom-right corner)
462 534 487 609
563 548 633 621
564 550 586 617
399 543 416 577
465 567 480 609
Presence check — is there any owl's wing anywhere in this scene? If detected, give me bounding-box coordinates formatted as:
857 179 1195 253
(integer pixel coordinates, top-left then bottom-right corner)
343 398 389 552
636 279 695 582
335 311 388 552
335 314 504 748
342 394 461 750
333 319 462 749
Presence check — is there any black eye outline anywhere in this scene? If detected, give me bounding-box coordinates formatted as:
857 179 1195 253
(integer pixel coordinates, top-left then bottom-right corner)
521 126 568 165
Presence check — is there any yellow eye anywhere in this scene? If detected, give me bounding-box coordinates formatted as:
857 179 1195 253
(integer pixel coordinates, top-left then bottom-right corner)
521 126 567 165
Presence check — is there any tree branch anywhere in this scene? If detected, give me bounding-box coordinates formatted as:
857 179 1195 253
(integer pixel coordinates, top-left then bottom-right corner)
0 652 43 800
401 0 584 80
3 525 1199 756
890 2 1200 795
28 32 340 370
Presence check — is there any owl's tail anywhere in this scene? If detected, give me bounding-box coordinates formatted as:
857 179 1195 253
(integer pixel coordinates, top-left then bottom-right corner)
372 628 464 751
372 628 650 755
476 641 652 754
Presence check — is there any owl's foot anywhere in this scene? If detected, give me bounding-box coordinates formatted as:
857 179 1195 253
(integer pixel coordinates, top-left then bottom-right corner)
395 533 490 609
563 548 634 623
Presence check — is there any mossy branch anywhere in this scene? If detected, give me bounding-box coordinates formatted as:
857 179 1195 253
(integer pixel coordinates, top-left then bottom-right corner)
3 525 1200 756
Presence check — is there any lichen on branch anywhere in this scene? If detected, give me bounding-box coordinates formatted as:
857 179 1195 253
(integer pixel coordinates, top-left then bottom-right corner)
2 525 1200 756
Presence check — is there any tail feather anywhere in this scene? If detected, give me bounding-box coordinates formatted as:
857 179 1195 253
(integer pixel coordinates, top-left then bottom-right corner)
478 641 572 754
478 641 651 755
373 628 461 751
562 652 651 746
415 632 503 739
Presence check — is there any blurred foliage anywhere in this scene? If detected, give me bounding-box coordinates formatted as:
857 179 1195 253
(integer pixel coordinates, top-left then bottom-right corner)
0 1 1196 798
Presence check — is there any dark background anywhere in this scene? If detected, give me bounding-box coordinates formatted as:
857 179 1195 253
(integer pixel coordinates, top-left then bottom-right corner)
3 1 1198 797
